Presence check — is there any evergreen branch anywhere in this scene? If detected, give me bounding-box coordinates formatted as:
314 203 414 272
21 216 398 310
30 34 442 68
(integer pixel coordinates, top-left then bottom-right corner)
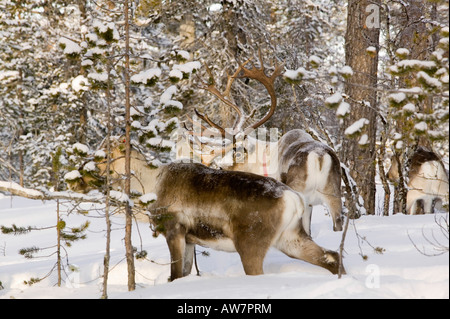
19 246 41 259
1 224 33 235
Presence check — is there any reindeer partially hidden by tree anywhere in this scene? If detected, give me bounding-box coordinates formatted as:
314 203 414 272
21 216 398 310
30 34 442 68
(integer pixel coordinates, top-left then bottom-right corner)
388 146 449 215
181 52 343 234
67 139 344 281
68 140 152 196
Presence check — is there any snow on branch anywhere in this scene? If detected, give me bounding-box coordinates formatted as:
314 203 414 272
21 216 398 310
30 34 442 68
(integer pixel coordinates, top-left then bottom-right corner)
0 181 104 203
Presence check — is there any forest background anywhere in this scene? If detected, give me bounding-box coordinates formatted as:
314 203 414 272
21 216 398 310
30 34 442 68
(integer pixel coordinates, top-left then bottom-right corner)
1 0 448 215
0 0 448 296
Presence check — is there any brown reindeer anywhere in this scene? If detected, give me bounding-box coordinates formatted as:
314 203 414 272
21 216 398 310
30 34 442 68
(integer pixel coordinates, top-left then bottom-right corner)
148 163 342 281
181 52 343 234
67 144 343 281
388 147 449 214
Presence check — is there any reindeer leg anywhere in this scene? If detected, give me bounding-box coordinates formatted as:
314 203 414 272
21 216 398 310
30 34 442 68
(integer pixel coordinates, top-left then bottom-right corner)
325 196 343 232
234 233 269 276
423 198 433 214
302 203 313 236
322 180 343 231
432 198 442 213
276 224 341 275
406 191 418 215
237 250 265 276
165 223 187 281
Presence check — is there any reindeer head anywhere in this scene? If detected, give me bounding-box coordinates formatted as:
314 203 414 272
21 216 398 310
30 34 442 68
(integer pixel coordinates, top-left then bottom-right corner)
66 167 104 194
183 50 284 168
65 137 127 193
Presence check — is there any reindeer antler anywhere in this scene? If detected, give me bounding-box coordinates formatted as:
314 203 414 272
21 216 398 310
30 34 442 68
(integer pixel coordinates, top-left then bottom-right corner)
198 51 283 135
185 50 284 165
200 61 251 120
238 50 285 134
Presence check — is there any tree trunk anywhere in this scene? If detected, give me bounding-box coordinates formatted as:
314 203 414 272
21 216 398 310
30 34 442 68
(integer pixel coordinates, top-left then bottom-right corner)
343 0 380 215
101 56 113 300
392 151 408 214
123 0 135 292
377 123 391 216
56 199 61 287
77 0 88 144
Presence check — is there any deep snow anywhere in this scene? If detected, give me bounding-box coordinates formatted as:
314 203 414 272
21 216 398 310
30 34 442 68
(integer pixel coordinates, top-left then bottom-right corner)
0 191 448 299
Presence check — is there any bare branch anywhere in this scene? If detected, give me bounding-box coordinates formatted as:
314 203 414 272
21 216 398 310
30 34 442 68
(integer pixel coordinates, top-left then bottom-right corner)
408 214 449 257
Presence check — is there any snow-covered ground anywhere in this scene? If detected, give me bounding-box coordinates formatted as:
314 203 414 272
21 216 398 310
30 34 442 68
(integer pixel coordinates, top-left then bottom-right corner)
0 191 448 299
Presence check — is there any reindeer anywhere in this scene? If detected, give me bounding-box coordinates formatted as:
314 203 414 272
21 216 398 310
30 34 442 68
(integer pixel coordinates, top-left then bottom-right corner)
388 147 449 214
68 139 154 196
151 163 342 281
67 143 344 281
67 137 158 221
181 52 343 234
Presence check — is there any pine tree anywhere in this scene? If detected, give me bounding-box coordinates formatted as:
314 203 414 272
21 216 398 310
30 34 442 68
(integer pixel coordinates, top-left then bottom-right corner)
0 200 89 287
60 0 201 293
0 0 89 188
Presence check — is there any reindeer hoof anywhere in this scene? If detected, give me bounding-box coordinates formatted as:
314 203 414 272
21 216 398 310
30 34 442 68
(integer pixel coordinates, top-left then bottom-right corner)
333 219 343 232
